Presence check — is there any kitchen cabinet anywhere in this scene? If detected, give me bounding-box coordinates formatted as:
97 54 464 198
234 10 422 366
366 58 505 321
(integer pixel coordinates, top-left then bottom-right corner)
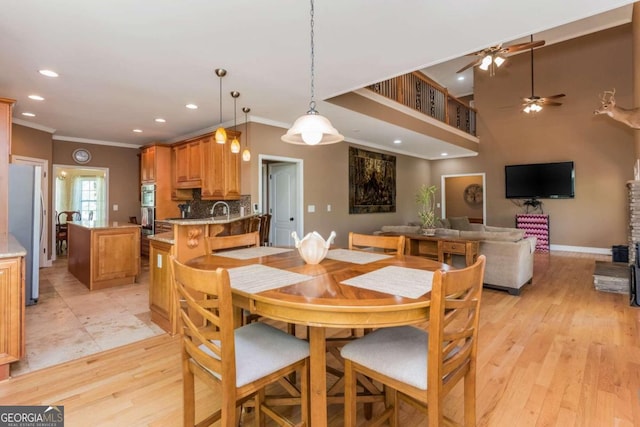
140 145 156 183
171 130 241 201
200 133 241 200
173 140 202 189
0 253 24 380
139 144 179 221
149 238 174 334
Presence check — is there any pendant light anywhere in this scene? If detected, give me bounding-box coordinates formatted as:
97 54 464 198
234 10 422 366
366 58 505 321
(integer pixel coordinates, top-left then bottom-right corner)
242 107 251 162
214 68 227 144
230 91 241 153
281 0 343 146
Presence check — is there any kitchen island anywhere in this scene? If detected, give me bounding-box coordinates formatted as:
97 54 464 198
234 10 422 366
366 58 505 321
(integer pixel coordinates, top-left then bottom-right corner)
67 221 141 290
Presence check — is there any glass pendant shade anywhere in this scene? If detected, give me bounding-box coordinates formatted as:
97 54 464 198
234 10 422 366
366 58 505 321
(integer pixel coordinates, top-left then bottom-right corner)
242 148 251 161
215 127 227 144
230 137 240 153
282 111 344 145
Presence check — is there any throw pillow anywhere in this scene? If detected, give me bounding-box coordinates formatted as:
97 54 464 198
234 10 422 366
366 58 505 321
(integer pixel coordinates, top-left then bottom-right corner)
448 216 472 231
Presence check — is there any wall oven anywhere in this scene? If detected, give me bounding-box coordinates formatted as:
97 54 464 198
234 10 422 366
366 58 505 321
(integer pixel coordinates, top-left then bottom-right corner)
141 184 155 208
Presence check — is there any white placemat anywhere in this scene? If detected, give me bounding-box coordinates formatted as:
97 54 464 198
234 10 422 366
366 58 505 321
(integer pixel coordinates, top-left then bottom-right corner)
228 264 312 294
341 266 434 299
325 249 393 264
215 246 293 260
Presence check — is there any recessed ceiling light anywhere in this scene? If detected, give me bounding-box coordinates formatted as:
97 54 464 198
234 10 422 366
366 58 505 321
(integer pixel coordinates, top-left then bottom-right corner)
393 139 402 144
28 95 44 101
133 129 143 133
38 69 59 77
441 152 448 156
185 104 198 110
154 118 166 123
457 76 465 81
22 112 36 117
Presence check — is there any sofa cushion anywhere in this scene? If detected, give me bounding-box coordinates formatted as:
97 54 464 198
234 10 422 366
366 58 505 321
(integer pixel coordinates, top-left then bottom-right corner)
459 229 526 242
448 216 472 231
436 218 451 229
434 228 460 237
380 225 421 234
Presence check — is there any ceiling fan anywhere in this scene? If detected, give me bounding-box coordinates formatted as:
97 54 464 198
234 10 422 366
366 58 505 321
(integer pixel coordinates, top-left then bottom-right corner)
456 38 546 76
521 35 565 113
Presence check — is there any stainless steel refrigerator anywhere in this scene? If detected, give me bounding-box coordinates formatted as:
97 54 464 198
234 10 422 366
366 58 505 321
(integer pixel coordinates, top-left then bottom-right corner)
8 164 42 306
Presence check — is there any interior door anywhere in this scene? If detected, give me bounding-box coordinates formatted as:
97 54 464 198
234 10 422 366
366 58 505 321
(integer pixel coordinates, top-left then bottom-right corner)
268 163 298 246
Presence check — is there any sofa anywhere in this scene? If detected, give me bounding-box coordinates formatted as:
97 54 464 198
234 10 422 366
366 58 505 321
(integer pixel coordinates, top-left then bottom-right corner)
377 217 537 295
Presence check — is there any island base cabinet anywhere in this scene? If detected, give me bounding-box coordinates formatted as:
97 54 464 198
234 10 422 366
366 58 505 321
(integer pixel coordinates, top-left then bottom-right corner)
0 256 24 380
149 239 174 334
68 224 140 290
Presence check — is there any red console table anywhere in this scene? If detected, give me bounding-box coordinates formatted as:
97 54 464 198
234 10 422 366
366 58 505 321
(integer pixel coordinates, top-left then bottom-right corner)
516 214 549 253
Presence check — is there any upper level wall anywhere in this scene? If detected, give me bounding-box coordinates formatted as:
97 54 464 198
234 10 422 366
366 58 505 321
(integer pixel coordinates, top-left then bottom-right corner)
431 24 634 249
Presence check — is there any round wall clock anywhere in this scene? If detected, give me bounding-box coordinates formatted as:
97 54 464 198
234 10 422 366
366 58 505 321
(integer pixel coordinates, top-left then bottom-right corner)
464 183 483 204
72 148 91 164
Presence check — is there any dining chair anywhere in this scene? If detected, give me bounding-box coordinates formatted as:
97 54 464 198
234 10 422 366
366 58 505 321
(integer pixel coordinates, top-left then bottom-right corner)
348 232 406 254
56 210 81 254
170 256 310 427
204 231 260 255
341 255 486 427
259 214 272 246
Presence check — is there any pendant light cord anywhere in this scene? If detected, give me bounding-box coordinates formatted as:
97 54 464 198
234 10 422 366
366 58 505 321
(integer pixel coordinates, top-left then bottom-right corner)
308 0 316 113
219 75 223 123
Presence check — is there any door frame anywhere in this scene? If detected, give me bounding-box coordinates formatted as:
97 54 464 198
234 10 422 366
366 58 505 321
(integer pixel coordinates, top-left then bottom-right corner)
441 172 486 224
52 164 110 260
258 154 304 243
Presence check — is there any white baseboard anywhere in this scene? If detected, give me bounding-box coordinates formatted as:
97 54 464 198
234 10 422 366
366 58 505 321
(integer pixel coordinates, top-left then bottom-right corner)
550 244 612 255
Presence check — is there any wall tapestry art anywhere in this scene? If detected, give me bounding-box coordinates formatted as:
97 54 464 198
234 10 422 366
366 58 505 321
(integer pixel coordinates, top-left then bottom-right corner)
349 147 396 214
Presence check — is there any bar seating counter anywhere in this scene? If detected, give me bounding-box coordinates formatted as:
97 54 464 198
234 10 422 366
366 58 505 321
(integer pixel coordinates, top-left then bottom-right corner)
67 221 141 290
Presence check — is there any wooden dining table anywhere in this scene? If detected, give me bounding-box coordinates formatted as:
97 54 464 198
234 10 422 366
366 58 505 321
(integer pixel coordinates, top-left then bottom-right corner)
186 247 448 426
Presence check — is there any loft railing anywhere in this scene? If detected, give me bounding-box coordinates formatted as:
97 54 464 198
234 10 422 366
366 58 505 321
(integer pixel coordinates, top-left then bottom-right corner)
366 71 476 136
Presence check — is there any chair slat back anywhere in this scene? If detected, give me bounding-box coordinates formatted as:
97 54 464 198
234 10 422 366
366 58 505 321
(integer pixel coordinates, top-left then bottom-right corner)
348 232 405 254
428 255 485 400
204 231 260 255
169 256 237 392
259 214 272 246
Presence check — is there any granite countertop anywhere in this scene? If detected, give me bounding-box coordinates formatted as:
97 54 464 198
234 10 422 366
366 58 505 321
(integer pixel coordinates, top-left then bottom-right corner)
148 232 174 245
158 213 259 226
0 233 27 258
68 220 142 230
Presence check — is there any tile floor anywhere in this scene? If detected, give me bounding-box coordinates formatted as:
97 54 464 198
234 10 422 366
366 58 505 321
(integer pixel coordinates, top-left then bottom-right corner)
11 256 165 376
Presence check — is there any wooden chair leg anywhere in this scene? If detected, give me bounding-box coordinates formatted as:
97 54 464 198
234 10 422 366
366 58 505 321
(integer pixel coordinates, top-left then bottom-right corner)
183 360 195 426
344 359 357 427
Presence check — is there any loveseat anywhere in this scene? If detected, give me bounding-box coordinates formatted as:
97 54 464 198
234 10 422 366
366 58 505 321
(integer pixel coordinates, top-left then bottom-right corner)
376 217 536 295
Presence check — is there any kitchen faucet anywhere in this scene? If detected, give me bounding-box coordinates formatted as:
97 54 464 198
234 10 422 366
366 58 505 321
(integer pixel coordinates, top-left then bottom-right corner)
210 201 230 221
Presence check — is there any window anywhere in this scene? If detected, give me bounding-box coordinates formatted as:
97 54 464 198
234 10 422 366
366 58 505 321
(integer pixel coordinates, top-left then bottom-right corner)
79 178 97 220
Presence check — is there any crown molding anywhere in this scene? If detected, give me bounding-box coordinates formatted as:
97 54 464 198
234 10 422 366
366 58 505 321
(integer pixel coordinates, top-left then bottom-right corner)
12 118 56 133
52 135 142 149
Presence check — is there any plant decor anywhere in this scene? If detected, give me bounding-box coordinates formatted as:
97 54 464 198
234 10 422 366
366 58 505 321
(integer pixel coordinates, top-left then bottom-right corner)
416 184 438 229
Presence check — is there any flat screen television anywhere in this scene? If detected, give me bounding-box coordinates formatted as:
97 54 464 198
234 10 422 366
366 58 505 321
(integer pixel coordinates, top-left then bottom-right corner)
505 161 575 199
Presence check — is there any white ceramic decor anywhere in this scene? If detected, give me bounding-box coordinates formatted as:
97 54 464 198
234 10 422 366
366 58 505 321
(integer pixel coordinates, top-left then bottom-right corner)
291 231 336 264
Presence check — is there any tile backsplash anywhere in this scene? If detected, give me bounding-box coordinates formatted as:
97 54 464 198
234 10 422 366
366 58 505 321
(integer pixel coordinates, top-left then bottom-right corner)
177 190 252 219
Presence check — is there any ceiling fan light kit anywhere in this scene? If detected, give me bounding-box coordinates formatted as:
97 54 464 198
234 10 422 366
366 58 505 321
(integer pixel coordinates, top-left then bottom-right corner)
521 35 565 114
282 0 344 146
457 38 545 76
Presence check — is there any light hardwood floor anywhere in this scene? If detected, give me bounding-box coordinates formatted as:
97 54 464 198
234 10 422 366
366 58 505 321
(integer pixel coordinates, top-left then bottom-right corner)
0 252 638 426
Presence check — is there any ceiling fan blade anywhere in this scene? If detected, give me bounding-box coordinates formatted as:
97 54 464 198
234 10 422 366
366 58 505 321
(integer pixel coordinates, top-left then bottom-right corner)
543 93 566 99
456 59 481 74
542 101 563 106
503 40 545 53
